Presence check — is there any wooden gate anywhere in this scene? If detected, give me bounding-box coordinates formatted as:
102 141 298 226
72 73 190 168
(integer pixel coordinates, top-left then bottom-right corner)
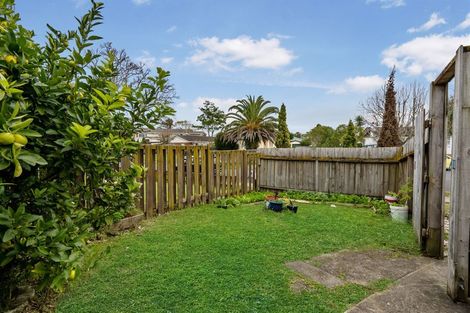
419 45 470 303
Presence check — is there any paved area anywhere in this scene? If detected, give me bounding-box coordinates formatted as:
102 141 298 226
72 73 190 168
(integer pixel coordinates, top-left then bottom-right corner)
346 259 470 313
286 261 344 288
286 249 470 313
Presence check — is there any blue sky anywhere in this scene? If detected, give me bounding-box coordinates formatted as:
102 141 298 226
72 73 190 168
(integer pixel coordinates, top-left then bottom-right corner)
16 0 470 132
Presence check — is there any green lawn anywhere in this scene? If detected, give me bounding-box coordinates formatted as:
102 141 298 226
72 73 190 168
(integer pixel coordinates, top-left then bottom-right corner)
57 203 418 313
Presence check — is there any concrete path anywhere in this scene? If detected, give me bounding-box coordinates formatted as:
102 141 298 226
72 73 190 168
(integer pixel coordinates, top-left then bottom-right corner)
346 259 470 313
286 249 470 313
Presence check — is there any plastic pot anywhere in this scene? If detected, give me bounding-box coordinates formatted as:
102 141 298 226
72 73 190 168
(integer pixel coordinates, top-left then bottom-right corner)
269 200 283 212
287 205 298 213
390 205 408 222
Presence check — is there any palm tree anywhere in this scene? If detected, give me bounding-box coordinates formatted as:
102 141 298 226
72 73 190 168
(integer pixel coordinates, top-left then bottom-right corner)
224 95 278 149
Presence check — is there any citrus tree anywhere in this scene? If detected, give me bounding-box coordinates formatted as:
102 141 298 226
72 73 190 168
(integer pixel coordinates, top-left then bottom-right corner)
0 0 175 308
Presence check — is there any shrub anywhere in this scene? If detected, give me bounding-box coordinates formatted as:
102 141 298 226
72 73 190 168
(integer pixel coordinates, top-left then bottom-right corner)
0 0 173 308
214 131 239 150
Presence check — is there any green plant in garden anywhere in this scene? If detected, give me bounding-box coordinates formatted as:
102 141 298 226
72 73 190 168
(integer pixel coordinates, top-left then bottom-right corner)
387 180 412 206
0 0 174 309
278 190 390 215
213 131 239 150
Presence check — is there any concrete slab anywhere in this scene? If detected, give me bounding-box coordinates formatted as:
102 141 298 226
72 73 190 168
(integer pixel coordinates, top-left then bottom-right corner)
286 261 345 288
311 249 432 286
345 260 470 313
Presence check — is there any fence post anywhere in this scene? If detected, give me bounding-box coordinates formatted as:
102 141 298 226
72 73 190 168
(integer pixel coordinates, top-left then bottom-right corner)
448 46 470 302
426 83 447 258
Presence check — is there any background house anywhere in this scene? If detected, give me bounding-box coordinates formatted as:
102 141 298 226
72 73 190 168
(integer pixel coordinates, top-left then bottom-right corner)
290 137 302 148
169 134 214 146
136 128 213 145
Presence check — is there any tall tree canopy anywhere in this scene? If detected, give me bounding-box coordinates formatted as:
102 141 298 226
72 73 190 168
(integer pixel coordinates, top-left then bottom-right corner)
361 80 426 142
225 95 278 149
275 103 290 148
342 120 357 147
195 100 226 137
377 68 401 147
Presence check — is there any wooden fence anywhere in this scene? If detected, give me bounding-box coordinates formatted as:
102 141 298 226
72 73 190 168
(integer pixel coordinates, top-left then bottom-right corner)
129 145 260 217
257 145 417 197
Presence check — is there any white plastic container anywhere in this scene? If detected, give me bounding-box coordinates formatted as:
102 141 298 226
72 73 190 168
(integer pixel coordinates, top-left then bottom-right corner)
390 205 409 222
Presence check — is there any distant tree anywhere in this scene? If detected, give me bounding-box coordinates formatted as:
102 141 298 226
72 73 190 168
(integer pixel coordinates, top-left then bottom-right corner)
195 100 226 137
377 68 401 147
354 115 365 146
97 43 177 129
161 118 174 143
214 132 239 150
299 138 311 146
175 120 193 129
447 96 454 137
342 120 357 147
305 124 338 147
361 79 426 142
225 95 278 149
162 118 174 129
275 103 291 148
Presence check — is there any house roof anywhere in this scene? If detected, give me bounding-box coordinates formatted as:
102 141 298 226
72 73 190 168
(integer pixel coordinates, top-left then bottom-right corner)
173 134 214 142
141 128 206 136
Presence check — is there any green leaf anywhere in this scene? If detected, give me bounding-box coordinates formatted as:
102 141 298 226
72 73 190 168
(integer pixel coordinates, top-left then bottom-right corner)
18 129 42 137
31 262 47 275
70 122 98 139
18 151 48 166
9 118 33 131
0 160 10 170
3 229 16 242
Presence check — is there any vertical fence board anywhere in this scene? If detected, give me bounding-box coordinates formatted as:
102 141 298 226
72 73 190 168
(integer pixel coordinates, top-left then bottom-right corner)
145 145 156 218
176 147 184 209
193 147 200 205
167 147 175 211
201 147 207 203
186 148 193 207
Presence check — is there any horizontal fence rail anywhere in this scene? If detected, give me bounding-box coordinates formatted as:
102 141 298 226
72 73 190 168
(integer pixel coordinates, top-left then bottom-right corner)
128 146 260 217
257 144 422 198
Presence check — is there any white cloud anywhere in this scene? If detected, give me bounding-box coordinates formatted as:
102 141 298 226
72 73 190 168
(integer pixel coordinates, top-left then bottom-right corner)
329 75 385 94
160 57 174 64
366 0 405 9
188 35 295 71
71 0 87 8
407 13 446 33
132 0 151 5
344 75 385 92
455 13 470 31
285 67 303 76
136 50 156 68
267 32 292 40
175 97 236 122
166 25 177 33
381 34 470 76
192 97 236 113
